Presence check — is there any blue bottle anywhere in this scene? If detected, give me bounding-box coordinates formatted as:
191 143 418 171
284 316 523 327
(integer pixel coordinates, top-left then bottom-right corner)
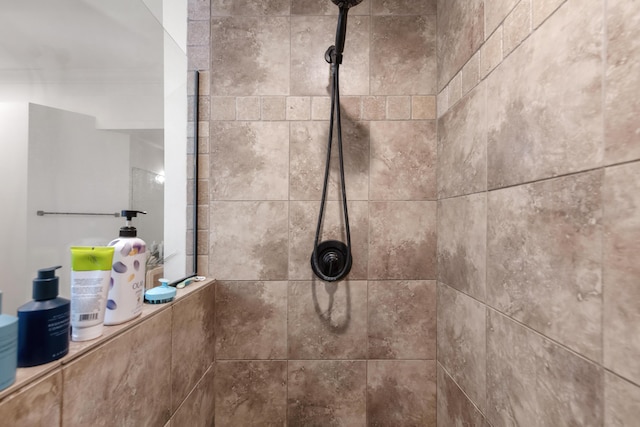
17 266 70 367
0 291 18 390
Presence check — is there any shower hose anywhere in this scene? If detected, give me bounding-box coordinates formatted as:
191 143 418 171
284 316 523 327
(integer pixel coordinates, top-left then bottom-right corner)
310 44 353 283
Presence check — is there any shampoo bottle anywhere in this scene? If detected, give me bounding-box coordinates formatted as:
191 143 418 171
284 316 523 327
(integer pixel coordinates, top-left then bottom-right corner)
104 210 147 325
17 266 70 367
0 291 18 391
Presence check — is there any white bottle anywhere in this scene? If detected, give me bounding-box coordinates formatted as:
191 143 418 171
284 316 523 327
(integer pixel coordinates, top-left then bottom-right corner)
103 210 147 325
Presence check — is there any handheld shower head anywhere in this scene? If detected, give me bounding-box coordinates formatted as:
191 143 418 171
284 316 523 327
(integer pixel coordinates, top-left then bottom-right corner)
331 0 364 8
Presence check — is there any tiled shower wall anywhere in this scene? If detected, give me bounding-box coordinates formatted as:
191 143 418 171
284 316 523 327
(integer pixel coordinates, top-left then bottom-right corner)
190 0 439 424
436 0 640 425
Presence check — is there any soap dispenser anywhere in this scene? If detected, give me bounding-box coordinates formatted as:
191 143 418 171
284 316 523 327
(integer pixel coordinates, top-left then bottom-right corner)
104 210 147 325
0 291 18 391
17 266 70 367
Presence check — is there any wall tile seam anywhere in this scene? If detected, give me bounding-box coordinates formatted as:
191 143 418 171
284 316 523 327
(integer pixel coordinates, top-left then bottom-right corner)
170 362 215 419
437 360 490 423
435 281 487 308
533 0 569 30
483 0 525 42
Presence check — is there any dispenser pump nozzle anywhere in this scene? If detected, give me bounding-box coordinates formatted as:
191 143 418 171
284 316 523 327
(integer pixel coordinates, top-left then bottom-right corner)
33 266 62 301
119 210 147 237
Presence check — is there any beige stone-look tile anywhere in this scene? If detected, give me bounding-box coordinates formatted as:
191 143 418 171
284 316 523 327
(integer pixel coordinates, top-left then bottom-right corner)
487 171 603 361
363 96 386 121
437 283 486 411
480 26 503 78
370 121 437 201
171 284 216 411
532 0 566 28
288 360 366 426
292 0 371 15
286 96 311 121
437 193 487 301
211 0 289 16
215 281 287 359
212 17 289 96
236 96 260 120
447 72 462 107
189 0 211 21
603 162 640 384
487 0 603 188
289 201 368 280
215 361 287 426
262 96 286 121
437 0 484 90
437 82 487 198
288 280 367 359
605 0 640 164
0 371 61 427
369 201 437 280
437 87 448 118
210 201 288 280
437 364 489 427
188 19 210 46
341 96 362 120
289 120 370 201
311 96 331 120
210 121 289 200
62 310 172 427
367 361 436 426
485 0 520 36
412 96 436 120
368 280 436 359
503 0 532 56
385 96 411 120
372 15 436 95
291 16 370 97
188 45 210 72
211 96 236 121
372 0 436 15
605 372 640 427
487 309 604 427
171 365 215 427
461 50 480 94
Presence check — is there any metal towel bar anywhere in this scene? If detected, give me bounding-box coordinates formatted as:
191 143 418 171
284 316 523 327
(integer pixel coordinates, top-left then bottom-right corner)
37 210 120 217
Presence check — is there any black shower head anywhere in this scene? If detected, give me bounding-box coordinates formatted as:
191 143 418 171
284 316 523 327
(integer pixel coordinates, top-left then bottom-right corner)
331 0 364 8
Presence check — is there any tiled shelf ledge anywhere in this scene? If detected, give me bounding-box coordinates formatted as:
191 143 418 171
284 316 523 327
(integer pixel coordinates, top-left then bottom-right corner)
0 277 215 402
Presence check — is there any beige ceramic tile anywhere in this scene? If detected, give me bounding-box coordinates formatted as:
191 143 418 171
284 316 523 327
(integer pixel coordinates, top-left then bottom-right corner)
288 361 366 426
370 120 437 201
291 16 370 96
605 0 640 164
532 0 566 28
289 201 369 280
289 120 370 201
210 122 289 200
215 361 287 426
286 96 311 121
288 280 367 359
236 96 260 120
486 0 603 188
311 96 331 120
447 72 462 107
211 17 289 95
188 20 210 46
189 0 211 21
437 364 489 427
604 372 640 427
362 96 386 121
62 310 172 427
437 0 484 90
367 361 436 426
341 96 362 120
485 0 520 36
437 82 487 198
210 201 289 280
480 26 503 78
368 280 436 359
412 96 436 120
461 50 480 94
603 162 640 383
487 310 603 427
386 96 411 120
437 87 448 118
371 15 436 95
0 371 61 427
437 193 487 301
171 285 215 411
261 96 286 121
487 171 603 361
171 365 215 427
292 0 371 15
188 45 210 72
369 202 437 280
215 281 287 359
503 0 532 56
437 283 487 411
372 0 436 15
211 97 236 121
211 0 289 16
